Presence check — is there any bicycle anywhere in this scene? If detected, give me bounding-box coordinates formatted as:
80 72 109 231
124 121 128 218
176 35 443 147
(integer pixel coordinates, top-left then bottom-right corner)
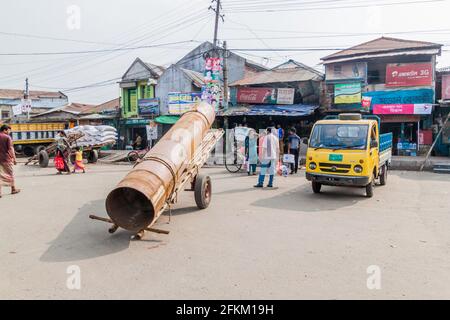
224 131 246 173
127 147 150 164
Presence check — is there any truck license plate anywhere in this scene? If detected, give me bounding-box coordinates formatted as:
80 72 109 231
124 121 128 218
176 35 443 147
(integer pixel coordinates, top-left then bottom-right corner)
329 154 343 162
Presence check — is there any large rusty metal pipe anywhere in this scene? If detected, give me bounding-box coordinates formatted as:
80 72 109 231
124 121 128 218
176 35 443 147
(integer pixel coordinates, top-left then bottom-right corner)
105 102 215 232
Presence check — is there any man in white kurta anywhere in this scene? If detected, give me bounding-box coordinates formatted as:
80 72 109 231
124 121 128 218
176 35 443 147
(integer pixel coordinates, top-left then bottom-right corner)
254 127 279 188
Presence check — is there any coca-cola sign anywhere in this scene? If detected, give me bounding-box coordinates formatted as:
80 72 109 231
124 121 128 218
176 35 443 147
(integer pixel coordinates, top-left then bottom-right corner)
237 87 276 104
386 63 433 87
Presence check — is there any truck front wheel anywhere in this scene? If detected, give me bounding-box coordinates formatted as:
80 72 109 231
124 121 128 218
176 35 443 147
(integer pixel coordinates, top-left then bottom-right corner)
365 176 375 198
380 165 387 186
312 181 322 194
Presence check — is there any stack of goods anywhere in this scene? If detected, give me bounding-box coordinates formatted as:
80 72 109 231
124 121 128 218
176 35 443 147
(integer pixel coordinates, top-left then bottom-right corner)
65 125 118 147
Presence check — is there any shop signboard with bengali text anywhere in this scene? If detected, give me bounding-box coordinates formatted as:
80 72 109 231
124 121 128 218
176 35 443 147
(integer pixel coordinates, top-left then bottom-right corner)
138 98 160 116
276 88 295 105
168 92 202 115
362 89 434 106
334 83 361 104
373 103 433 115
385 63 433 87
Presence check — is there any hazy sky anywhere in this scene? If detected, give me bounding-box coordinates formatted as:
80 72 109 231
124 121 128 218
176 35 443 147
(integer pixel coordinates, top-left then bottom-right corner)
1 0 450 104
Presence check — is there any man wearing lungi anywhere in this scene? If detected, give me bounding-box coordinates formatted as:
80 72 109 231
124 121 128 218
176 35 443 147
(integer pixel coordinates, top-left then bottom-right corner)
0 125 20 198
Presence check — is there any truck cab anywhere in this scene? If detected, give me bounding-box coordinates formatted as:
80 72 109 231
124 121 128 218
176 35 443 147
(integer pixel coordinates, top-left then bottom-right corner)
305 114 392 197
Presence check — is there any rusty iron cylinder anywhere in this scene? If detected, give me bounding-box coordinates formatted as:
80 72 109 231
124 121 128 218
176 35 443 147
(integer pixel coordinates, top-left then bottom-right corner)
105 102 215 232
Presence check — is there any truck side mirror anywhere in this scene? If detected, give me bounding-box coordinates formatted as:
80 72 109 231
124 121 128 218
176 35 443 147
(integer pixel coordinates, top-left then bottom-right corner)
303 138 309 145
370 140 379 149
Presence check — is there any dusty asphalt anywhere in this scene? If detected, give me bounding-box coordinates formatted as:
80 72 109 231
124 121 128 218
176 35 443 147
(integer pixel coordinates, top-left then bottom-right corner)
1 161 450 299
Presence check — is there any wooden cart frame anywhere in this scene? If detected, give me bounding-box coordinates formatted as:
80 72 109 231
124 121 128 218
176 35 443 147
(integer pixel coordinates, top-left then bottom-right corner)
90 129 224 239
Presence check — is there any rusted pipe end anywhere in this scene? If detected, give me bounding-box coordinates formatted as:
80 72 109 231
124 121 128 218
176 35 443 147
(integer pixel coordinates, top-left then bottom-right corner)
105 187 155 233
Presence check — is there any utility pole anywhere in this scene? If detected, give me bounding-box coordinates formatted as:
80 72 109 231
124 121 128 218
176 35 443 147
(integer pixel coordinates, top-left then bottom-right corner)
223 41 229 109
210 0 223 47
24 78 30 120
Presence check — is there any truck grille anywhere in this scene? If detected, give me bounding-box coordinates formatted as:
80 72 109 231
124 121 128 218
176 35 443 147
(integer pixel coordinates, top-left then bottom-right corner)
319 162 351 174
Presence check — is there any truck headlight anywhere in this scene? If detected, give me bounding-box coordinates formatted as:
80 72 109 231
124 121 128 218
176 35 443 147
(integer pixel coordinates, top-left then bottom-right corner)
354 165 363 173
309 162 317 170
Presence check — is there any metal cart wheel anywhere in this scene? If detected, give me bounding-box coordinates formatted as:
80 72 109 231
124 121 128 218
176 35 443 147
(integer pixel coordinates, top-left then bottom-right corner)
88 149 99 164
194 174 212 209
38 150 49 168
70 153 76 165
127 151 140 164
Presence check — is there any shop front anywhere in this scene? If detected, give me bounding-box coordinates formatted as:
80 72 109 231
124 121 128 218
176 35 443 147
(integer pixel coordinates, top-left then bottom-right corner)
373 104 433 156
119 118 152 150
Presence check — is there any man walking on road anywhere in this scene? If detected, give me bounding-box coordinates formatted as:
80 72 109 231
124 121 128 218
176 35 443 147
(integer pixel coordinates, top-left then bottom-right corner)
254 127 279 188
0 125 20 198
277 124 284 156
288 128 301 174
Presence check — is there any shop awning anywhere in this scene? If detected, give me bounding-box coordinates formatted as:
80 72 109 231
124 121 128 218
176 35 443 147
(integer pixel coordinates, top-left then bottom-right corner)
154 115 180 124
219 104 318 117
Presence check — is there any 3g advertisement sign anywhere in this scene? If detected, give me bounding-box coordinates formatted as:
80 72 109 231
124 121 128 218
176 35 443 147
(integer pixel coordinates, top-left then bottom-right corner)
386 63 433 87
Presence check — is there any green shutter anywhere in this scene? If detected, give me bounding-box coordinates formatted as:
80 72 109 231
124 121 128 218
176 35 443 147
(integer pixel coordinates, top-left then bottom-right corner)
122 89 129 117
130 89 137 114
145 85 154 99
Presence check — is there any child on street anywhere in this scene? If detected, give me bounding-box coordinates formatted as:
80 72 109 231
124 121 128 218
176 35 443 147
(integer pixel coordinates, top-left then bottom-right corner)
72 147 86 174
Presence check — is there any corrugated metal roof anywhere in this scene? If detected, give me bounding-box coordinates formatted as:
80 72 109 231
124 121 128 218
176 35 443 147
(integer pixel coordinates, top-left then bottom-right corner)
322 48 440 65
230 66 323 86
87 98 120 114
180 68 205 87
245 59 269 71
32 102 95 117
0 89 67 100
79 113 116 120
322 37 442 62
144 62 166 77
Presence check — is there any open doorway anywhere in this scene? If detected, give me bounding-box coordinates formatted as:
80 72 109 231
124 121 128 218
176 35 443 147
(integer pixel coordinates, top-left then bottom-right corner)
381 121 418 156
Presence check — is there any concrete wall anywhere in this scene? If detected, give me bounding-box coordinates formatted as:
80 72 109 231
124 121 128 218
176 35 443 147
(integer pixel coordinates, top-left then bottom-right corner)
156 65 198 115
176 42 247 84
122 60 152 81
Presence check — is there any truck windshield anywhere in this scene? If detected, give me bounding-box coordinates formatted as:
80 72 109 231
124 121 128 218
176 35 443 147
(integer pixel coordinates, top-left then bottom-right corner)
309 124 369 150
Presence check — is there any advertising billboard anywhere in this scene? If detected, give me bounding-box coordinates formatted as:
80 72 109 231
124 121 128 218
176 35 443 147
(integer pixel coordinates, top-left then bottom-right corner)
334 83 362 104
237 87 296 105
385 63 433 87
237 87 277 104
168 92 202 115
138 98 160 116
362 88 434 106
372 103 433 115
325 62 367 82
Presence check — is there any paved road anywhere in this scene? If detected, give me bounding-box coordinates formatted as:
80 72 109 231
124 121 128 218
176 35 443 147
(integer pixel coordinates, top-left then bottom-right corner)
1 162 450 299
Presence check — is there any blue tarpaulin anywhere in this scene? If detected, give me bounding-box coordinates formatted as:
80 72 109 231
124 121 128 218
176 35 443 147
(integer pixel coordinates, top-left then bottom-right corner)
246 104 318 116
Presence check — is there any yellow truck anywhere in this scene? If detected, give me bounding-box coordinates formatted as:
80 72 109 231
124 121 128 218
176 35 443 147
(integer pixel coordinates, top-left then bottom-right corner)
8 122 66 156
305 114 392 198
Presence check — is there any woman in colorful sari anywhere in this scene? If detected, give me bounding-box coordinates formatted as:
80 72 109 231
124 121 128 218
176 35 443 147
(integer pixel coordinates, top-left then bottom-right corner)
0 125 20 197
54 131 71 175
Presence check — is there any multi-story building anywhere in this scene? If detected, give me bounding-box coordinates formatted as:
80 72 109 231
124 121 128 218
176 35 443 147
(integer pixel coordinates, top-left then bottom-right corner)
0 89 68 123
321 37 442 156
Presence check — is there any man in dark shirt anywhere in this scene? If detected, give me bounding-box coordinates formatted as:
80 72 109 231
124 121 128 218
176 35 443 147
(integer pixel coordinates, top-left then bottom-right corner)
287 128 301 174
0 125 20 197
